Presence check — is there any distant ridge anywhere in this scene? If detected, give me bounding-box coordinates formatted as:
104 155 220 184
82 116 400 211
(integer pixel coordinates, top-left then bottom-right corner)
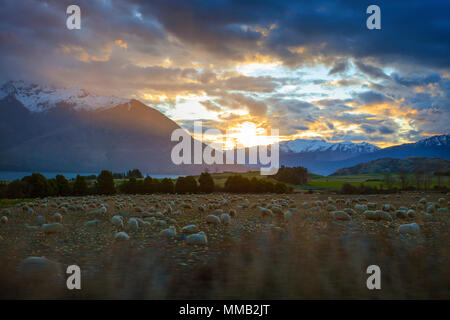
331 157 450 176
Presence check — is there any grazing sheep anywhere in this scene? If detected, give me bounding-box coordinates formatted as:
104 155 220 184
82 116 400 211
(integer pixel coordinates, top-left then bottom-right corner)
331 211 352 221
127 218 139 231
220 213 231 225
396 209 407 219
375 210 393 221
111 215 124 228
182 225 199 234
42 223 63 234
229 209 237 217
437 207 448 214
206 215 221 225
115 231 130 241
160 227 176 239
186 232 208 245
406 209 416 218
398 223 420 235
1 216 8 224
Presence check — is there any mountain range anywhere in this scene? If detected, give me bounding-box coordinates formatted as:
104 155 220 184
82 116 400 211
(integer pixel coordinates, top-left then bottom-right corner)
0 81 448 176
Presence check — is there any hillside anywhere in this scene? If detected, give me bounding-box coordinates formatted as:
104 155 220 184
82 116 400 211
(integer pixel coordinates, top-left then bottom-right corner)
331 157 450 176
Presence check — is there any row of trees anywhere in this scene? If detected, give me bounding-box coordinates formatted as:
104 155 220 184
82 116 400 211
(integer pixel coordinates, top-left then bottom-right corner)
383 170 450 191
224 175 292 194
0 170 291 199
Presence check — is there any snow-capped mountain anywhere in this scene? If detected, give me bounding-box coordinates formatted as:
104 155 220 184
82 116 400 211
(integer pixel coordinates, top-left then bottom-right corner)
0 80 129 113
280 139 380 154
416 134 449 147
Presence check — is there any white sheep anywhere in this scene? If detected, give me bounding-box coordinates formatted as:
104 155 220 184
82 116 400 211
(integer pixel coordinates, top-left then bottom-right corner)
126 218 139 231
331 211 352 221
186 232 208 245
52 212 63 223
1 216 8 224
206 215 221 225
112 215 124 228
398 223 420 235
159 227 176 239
115 231 130 241
182 225 199 234
220 213 231 225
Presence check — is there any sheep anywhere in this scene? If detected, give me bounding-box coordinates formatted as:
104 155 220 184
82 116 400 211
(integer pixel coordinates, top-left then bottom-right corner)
206 215 221 225
220 213 231 225
115 231 130 241
159 227 176 239
127 218 139 231
42 223 63 234
89 206 107 215
1 216 8 224
229 209 237 217
437 207 448 214
396 209 407 219
1 209 11 216
407 209 416 218
331 211 352 221
367 202 378 210
398 223 420 235
182 225 199 234
111 215 124 228
186 232 208 245
375 210 393 221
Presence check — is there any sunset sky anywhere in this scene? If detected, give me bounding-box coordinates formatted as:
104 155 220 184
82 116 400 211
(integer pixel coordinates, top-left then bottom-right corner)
1 0 449 148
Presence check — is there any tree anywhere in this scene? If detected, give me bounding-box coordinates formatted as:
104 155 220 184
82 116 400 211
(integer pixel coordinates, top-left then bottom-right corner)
198 172 214 193
383 172 395 190
97 170 116 195
398 170 408 190
127 169 143 179
55 174 71 196
73 175 88 196
21 173 50 198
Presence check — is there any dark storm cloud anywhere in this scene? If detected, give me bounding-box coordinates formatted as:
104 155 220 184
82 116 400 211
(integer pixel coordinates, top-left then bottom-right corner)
354 61 390 79
355 91 392 105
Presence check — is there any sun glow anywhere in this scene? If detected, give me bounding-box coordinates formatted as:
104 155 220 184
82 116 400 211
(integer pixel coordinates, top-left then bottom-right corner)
228 122 279 148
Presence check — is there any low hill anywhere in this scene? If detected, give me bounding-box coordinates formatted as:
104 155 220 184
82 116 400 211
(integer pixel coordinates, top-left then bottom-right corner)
331 157 450 176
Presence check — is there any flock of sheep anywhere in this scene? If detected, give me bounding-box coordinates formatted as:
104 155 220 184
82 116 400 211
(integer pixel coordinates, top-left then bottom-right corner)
0 191 448 290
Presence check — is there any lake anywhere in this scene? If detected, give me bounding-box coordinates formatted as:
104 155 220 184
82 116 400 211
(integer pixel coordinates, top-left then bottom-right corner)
0 171 185 181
